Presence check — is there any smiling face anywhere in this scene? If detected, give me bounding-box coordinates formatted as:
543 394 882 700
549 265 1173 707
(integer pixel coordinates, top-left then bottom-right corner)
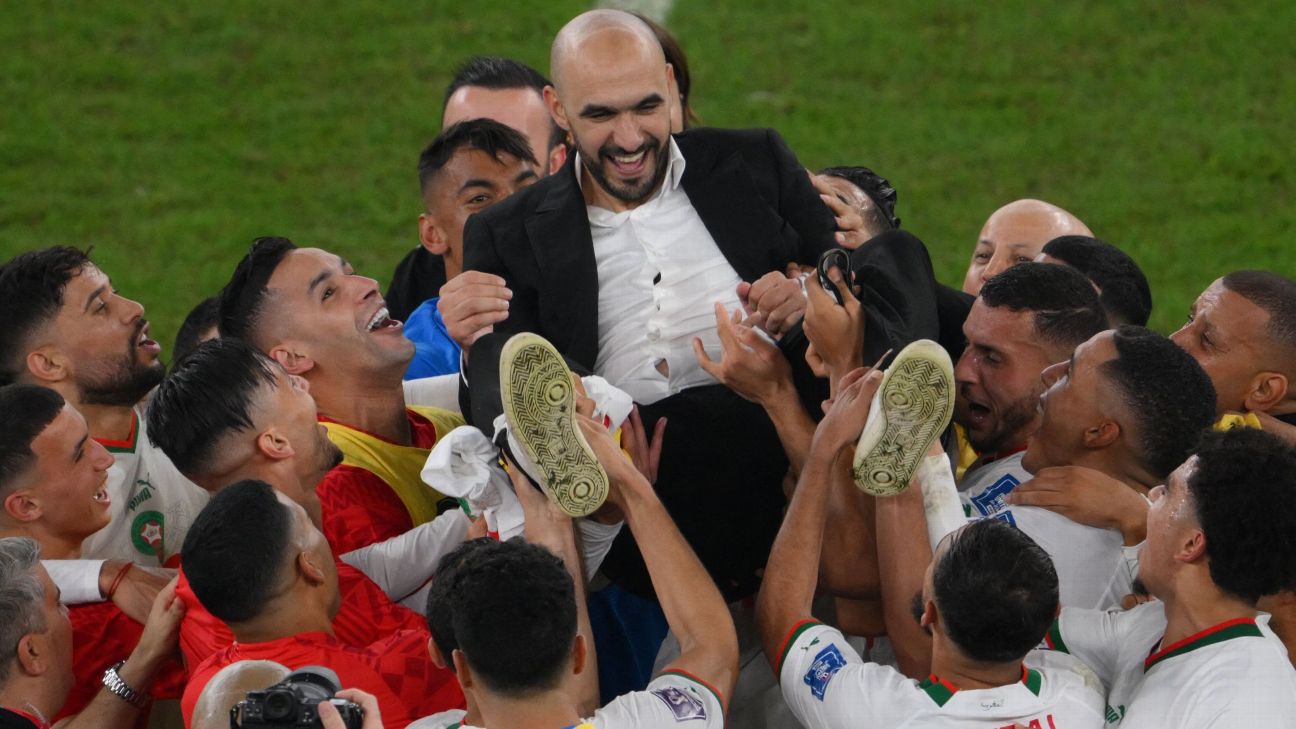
1022 331 1119 473
12 404 115 543
45 264 165 407
263 248 412 380
953 300 1058 455
1170 279 1273 414
420 147 539 279
549 25 674 211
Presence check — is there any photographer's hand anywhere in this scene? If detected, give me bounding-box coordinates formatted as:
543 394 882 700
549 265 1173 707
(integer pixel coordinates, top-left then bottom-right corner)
319 688 383 729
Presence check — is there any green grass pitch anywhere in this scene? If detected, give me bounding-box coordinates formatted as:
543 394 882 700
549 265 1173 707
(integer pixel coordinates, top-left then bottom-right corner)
2 1 1293 350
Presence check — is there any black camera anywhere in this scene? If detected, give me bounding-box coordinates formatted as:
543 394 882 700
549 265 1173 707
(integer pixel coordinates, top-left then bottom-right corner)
231 666 364 729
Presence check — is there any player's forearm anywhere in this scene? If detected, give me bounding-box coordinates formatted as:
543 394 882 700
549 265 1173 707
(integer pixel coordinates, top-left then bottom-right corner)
761 384 815 475
874 484 935 679
818 466 881 599
620 475 737 693
64 642 170 729
340 509 471 604
755 445 839 663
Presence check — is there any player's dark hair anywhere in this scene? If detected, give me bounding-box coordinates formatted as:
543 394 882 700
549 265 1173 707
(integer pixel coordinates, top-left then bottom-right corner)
0 246 93 386
449 538 577 695
0 385 66 496
933 519 1058 663
147 338 279 478
426 537 498 668
980 262 1107 360
1042 236 1152 327
818 166 900 231
418 119 538 196
218 236 297 345
1186 429 1296 603
631 12 698 129
1221 270 1296 372
181 479 294 623
1102 326 1216 479
443 57 566 152
172 296 221 366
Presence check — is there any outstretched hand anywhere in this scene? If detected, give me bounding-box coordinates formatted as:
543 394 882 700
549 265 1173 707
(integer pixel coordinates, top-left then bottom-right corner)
813 367 883 454
438 270 512 348
620 406 666 485
1007 465 1149 545
694 303 793 406
809 171 869 249
803 263 864 388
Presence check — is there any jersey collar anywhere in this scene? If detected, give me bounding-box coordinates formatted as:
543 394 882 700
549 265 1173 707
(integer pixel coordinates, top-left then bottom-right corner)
94 411 139 454
1145 617 1262 672
919 665 1042 707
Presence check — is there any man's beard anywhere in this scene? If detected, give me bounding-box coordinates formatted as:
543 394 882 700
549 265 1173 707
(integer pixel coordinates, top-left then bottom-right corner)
965 391 1041 455
321 438 344 471
78 349 165 407
576 133 669 205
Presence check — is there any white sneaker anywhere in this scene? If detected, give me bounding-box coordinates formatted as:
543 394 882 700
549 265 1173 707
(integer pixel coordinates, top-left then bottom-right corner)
499 333 609 517
852 339 955 497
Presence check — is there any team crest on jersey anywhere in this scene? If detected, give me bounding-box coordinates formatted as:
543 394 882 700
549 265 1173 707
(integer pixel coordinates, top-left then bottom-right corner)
650 686 706 720
969 473 1021 518
803 644 846 701
131 510 165 557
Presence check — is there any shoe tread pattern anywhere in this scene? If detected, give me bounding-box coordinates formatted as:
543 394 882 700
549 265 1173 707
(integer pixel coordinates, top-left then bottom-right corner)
853 355 954 497
501 335 609 517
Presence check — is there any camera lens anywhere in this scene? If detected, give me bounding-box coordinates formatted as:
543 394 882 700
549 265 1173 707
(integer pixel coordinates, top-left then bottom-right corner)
263 690 296 721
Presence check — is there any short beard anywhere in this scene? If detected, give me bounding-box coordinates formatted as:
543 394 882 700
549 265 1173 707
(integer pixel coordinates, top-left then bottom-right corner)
967 392 1040 455
79 359 165 407
577 135 669 204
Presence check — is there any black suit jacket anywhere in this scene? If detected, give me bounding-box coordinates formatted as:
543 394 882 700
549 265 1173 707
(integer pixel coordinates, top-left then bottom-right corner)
461 127 837 372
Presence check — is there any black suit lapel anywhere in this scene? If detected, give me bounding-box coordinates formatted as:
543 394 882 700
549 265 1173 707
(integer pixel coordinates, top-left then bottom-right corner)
678 136 776 283
526 161 600 369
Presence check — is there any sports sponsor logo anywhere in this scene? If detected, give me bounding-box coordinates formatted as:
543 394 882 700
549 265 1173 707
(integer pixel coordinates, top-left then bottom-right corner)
970 473 1020 518
650 686 706 720
803 644 846 701
131 510 165 556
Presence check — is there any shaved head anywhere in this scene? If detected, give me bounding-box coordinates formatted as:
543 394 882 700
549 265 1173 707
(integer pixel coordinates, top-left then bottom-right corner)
193 660 291 729
550 9 664 92
963 198 1093 295
545 10 676 212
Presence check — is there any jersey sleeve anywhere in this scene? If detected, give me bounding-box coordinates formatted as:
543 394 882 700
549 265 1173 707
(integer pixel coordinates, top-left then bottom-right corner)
776 621 914 728
593 671 725 728
1045 607 1128 689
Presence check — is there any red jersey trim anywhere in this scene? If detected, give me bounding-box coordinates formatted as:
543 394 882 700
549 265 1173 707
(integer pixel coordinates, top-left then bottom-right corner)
1145 617 1262 671
95 412 139 453
774 619 821 677
661 667 727 711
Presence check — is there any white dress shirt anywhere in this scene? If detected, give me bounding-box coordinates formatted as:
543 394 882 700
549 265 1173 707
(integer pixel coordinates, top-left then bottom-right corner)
579 138 745 405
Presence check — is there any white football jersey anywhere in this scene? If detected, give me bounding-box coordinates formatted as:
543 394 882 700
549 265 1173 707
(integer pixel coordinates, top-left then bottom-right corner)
1049 602 1296 727
778 621 1105 728
404 672 723 729
960 454 1131 609
80 410 209 566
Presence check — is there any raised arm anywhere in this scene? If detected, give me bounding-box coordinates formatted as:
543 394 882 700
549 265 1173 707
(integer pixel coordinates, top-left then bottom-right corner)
578 415 739 708
755 368 881 667
65 579 185 729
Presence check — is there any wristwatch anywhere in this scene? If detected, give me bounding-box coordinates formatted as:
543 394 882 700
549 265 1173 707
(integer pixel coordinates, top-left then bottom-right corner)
102 660 148 709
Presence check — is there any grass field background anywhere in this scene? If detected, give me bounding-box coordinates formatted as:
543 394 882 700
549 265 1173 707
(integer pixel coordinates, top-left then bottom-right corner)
2 1 1293 350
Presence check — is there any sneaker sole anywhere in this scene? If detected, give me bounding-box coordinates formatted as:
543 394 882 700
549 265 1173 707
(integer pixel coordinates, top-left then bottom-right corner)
500 333 609 517
852 340 955 497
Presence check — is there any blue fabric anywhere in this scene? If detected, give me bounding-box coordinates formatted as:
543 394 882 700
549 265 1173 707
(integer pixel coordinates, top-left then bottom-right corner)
402 296 462 380
587 583 669 704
